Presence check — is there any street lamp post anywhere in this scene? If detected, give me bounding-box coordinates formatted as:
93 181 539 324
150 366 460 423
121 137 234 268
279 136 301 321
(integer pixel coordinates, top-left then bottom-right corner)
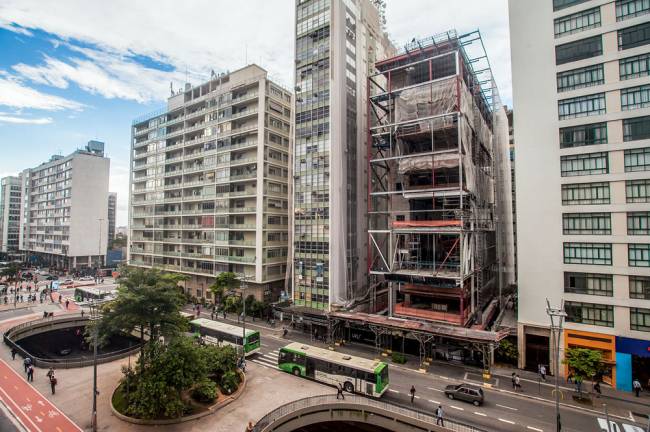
238 274 252 368
97 218 104 283
89 299 100 432
546 298 567 432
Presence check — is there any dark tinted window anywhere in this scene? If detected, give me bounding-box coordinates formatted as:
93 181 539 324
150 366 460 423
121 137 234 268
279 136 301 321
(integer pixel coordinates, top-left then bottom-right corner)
554 0 590 11
560 123 607 148
619 22 650 50
623 116 650 141
556 36 603 65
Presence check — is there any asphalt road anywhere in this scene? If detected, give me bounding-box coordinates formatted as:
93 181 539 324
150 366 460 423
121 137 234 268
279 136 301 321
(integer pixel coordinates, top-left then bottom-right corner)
222 317 649 432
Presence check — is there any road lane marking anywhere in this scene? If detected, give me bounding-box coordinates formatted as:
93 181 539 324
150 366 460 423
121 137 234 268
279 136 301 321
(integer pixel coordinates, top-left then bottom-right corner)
438 375 449 380
450 405 464 411
497 404 518 411
388 389 400 393
427 387 444 392
428 400 440 404
414 395 421 399
498 418 515 424
527 427 543 432
474 412 487 417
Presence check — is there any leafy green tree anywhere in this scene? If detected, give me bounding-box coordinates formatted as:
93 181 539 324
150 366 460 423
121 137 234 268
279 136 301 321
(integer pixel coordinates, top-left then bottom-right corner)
202 344 238 378
192 379 218 403
224 295 242 314
495 339 519 364
563 347 603 395
210 272 240 305
96 267 188 364
1 264 20 287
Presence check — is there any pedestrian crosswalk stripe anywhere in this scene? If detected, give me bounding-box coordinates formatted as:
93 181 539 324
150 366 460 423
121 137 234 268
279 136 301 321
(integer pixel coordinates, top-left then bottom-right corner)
251 358 277 368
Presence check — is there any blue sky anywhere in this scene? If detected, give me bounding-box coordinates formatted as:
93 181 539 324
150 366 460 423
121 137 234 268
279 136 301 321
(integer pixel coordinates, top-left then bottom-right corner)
0 0 511 226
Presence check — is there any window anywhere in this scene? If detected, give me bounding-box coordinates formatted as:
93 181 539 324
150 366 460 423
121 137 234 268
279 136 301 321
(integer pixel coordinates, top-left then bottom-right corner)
557 64 604 92
565 272 613 296
628 212 650 234
555 7 601 37
564 242 612 265
558 93 606 119
617 0 650 20
629 244 650 266
565 301 614 327
556 36 602 65
560 123 607 148
630 308 650 332
561 152 608 176
563 213 611 234
623 116 650 141
554 0 590 11
620 53 650 80
618 22 650 50
624 148 650 171
562 182 610 204
630 276 650 299
621 85 650 110
627 179 650 202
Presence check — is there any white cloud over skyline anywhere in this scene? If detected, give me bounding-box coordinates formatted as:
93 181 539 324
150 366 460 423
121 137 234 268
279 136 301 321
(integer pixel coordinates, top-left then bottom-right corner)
0 0 512 226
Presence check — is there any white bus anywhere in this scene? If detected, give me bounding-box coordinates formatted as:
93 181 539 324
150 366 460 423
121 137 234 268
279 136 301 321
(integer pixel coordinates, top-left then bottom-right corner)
189 318 260 356
278 342 390 398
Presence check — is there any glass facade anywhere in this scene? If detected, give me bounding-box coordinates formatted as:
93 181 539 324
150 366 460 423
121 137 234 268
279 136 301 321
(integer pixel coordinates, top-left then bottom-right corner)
294 0 332 309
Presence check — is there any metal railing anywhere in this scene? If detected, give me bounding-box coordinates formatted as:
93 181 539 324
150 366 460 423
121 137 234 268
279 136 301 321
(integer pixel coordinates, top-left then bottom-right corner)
3 314 142 369
253 394 485 432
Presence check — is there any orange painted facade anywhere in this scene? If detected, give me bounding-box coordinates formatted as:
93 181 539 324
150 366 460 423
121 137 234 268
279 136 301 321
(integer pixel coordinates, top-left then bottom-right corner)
564 329 616 385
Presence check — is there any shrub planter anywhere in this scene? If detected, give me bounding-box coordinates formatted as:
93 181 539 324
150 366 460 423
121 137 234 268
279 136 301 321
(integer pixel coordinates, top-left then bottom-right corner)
110 370 246 425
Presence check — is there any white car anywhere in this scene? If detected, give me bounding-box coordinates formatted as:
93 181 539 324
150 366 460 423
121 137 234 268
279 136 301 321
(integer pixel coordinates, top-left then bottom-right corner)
63 279 74 284
79 276 94 281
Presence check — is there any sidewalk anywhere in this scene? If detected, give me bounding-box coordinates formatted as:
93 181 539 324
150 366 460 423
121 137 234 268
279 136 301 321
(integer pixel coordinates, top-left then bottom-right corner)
189 307 650 417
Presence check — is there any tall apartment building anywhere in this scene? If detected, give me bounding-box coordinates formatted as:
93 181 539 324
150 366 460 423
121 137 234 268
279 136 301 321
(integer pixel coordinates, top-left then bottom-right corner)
507 109 517 278
129 64 292 302
19 141 110 269
510 0 650 390
0 176 22 254
108 192 117 243
292 0 394 311
367 30 515 329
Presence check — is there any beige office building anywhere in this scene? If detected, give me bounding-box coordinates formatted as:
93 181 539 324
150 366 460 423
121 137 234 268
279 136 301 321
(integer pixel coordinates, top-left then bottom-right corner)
129 65 292 302
510 0 650 390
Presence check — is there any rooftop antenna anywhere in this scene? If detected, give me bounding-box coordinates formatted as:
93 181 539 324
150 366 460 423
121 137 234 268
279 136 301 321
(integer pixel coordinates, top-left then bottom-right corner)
170 81 174 96
245 43 248 65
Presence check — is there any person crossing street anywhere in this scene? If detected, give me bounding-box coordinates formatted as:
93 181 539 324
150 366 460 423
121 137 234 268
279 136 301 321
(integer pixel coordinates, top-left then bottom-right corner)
435 405 444 426
410 385 416 403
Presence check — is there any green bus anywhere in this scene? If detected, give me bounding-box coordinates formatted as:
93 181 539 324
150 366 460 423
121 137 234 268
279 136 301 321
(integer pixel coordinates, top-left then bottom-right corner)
278 342 389 398
189 318 260 356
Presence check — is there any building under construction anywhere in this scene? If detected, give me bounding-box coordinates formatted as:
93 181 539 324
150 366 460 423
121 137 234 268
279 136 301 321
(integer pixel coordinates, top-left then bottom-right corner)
367 30 515 333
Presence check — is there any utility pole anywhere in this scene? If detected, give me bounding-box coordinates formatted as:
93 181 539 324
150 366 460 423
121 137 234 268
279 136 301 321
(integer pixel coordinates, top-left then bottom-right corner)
546 298 566 432
239 274 249 367
97 218 104 282
604 404 612 432
89 299 99 432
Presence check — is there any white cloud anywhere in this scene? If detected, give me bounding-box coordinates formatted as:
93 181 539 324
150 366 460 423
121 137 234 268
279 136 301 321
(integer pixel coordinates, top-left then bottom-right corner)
0 18 32 36
0 76 85 111
0 0 295 94
385 0 512 106
0 114 52 124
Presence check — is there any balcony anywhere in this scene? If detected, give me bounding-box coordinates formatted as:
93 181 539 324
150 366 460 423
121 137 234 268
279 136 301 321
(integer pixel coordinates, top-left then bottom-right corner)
394 303 469 326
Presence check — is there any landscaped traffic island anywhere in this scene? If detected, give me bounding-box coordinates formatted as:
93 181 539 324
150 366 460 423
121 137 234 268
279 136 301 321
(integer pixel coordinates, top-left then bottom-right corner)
111 337 244 423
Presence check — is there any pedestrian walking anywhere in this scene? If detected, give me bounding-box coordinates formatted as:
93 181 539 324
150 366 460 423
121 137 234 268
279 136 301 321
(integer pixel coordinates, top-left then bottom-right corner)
511 372 516 389
46 367 55 382
515 374 522 392
10 347 16 360
435 405 445 426
567 371 573 384
26 365 34 382
50 376 57 395
336 383 345 400
65 299 69 309
633 378 642 397
410 385 416 403
593 381 601 398
23 357 31 373
539 364 547 382
81 309 84 318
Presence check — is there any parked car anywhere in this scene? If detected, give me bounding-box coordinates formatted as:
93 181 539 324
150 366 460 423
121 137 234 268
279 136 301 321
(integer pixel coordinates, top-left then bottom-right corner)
45 275 58 281
79 276 94 281
62 279 74 284
444 384 484 406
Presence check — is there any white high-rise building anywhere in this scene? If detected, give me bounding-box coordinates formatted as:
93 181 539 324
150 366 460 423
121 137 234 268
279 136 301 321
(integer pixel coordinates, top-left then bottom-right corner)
510 0 650 391
0 176 22 254
19 141 110 269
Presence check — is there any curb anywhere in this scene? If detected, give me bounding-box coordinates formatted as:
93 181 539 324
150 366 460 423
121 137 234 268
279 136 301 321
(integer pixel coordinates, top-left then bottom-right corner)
110 370 247 425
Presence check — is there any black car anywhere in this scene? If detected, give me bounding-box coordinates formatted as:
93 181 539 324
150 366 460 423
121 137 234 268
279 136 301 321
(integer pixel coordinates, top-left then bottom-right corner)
45 275 58 281
444 383 484 406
